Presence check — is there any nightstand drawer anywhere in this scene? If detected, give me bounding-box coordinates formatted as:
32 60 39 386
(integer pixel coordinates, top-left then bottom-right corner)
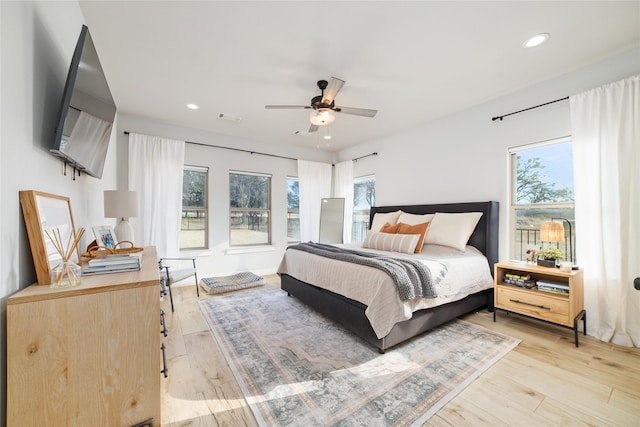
496 286 570 326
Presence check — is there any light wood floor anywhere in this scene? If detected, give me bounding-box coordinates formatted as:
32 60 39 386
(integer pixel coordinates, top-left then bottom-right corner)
161 276 640 426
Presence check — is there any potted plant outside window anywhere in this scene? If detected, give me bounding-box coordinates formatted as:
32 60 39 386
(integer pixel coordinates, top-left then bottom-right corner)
537 247 564 268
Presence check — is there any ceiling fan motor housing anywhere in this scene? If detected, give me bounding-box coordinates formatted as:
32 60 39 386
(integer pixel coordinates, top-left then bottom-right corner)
310 95 335 110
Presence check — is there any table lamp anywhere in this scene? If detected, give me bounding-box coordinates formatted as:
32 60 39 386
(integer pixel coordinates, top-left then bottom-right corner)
104 190 138 244
540 217 574 266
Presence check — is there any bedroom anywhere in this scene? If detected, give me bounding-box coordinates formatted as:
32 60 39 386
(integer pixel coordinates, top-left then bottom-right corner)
1 1 639 425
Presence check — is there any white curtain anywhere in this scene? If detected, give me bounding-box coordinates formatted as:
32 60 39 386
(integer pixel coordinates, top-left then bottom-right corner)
570 75 640 347
297 160 332 242
128 133 185 258
333 160 354 244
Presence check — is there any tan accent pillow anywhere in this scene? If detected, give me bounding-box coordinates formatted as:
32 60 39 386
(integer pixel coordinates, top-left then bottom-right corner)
379 222 401 233
362 231 420 254
370 210 402 232
397 222 430 253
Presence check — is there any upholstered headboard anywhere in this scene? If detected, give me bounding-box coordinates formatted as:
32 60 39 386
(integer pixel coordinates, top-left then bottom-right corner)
369 201 499 273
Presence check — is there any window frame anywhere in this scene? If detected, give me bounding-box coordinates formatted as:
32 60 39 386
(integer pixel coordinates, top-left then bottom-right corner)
352 174 376 243
180 165 209 250
508 136 575 261
229 170 272 247
286 176 300 244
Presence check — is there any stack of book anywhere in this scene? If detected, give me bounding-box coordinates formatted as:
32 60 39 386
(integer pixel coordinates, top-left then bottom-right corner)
503 272 536 288
82 253 143 276
537 280 569 294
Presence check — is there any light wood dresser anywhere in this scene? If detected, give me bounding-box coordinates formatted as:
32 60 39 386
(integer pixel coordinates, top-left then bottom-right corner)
494 260 586 347
7 246 161 426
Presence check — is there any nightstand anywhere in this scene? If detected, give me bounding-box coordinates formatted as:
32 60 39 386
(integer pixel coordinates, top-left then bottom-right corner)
493 261 586 347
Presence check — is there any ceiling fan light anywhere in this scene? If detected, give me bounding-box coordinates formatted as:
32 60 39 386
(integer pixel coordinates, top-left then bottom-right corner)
310 108 335 126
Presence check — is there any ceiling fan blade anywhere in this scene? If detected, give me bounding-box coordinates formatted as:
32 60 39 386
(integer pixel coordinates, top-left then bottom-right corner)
334 106 377 118
265 105 310 109
321 77 345 105
308 124 319 133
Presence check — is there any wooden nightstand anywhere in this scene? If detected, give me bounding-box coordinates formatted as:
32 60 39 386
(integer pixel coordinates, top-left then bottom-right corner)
493 261 586 347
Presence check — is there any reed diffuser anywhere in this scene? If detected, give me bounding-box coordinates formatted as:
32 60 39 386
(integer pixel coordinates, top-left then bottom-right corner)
46 227 85 288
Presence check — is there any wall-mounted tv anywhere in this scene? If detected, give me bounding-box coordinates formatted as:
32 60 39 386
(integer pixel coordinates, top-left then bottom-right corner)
51 25 116 179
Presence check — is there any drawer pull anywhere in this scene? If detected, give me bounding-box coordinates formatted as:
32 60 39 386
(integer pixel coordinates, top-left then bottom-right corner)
161 344 168 378
160 309 168 337
509 299 550 310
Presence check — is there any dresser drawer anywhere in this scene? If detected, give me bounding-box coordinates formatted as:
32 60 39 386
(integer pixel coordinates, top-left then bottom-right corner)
496 286 570 326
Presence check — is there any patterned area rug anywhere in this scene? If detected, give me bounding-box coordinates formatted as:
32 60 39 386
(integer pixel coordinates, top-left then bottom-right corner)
199 287 519 426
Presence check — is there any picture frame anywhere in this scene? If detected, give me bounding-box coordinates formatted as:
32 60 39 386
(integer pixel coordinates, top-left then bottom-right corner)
19 190 80 285
92 226 118 249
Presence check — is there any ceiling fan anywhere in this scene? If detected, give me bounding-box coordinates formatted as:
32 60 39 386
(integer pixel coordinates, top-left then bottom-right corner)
265 77 377 133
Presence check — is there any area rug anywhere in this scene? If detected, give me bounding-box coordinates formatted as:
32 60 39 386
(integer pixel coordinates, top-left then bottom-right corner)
199 271 265 295
199 287 519 426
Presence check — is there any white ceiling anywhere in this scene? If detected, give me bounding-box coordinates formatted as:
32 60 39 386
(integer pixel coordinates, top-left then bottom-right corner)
79 1 640 152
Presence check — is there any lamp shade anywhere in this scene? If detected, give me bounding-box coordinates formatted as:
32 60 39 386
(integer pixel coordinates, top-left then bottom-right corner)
540 220 564 242
104 190 138 218
310 108 335 126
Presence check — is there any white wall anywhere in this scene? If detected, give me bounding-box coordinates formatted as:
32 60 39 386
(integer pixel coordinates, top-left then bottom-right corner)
0 2 118 423
339 47 640 262
117 113 333 278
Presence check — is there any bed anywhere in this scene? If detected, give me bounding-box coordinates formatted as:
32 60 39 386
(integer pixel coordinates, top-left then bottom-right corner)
278 201 499 353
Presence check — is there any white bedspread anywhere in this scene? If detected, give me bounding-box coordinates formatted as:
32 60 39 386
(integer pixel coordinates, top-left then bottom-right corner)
277 243 494 339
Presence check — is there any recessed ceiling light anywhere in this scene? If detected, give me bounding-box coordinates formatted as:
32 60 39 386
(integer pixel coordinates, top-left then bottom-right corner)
523 33 549 48
323 135 332 140
186 103 199 110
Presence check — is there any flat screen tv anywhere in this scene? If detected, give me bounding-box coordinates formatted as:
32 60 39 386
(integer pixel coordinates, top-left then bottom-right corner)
51 25 116 179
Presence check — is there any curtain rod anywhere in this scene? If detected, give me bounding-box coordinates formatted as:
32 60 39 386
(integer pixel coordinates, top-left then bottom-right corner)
123 131 377 163
123 131 297 161
491 96 569 122
353 152 378 162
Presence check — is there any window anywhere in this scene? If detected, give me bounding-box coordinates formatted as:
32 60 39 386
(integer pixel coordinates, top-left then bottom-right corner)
229 171 271 246
510 138 575 262
352 175 376 242
180 166 208 249
287 177 300 243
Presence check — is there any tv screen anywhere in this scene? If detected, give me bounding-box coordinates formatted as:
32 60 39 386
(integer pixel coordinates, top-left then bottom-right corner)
51 25 116 179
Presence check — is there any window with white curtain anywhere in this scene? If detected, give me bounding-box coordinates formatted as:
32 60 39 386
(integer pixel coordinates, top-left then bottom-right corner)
510 137 575 261
287 177 300 243
229 171 271 246
180 165 208 249
352 175 376 243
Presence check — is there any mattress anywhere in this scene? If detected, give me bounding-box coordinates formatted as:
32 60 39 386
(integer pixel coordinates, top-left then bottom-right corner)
277 243 494 339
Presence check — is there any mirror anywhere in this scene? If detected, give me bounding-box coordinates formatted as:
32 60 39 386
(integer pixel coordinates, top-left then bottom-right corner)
20 190 80 285
319 198 345 244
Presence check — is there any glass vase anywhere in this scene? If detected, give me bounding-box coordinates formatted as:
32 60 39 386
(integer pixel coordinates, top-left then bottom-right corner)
50 261 81 289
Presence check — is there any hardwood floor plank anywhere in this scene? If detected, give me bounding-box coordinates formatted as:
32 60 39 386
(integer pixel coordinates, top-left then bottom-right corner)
427 398 508 426
609 388 640 417
457 377 554 426
536 394 640 426
464 368 545 412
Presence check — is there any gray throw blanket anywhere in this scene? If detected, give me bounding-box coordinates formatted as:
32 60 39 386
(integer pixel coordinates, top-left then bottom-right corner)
288 242 439 301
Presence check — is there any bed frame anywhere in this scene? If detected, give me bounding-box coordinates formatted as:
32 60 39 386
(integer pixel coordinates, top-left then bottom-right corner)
281 201 499 353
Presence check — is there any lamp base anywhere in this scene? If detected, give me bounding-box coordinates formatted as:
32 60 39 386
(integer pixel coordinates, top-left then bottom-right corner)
114 218 134 246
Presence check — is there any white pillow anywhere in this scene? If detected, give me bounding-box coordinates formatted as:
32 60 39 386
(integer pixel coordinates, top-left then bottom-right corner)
397 212 434 226
370 210 402 232
424 212 483 251
362 231 420 254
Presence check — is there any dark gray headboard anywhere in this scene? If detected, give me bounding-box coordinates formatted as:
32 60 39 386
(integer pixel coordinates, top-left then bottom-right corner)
369 201 499 272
